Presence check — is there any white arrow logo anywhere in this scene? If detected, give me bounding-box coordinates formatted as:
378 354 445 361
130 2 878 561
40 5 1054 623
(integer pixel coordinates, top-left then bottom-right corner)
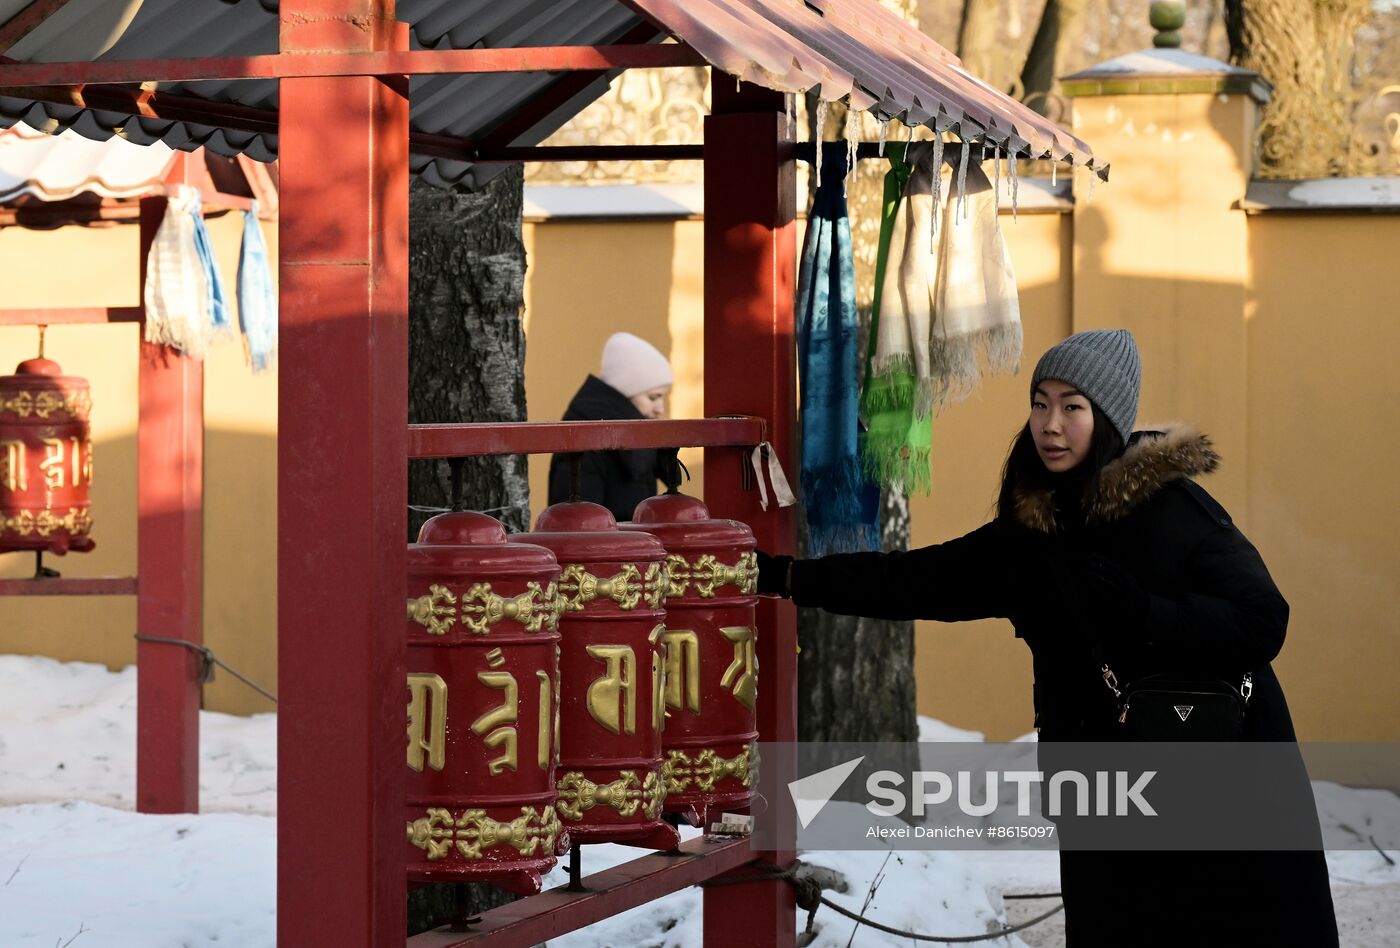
788 756 865 828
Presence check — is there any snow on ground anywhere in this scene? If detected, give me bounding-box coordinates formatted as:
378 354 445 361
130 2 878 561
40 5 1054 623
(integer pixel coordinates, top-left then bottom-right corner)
0 655 276 814
1 655 1398 947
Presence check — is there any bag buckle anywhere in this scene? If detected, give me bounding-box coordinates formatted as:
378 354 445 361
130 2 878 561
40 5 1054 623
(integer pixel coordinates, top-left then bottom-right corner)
1240 673 1253 703
1100 663 1121 699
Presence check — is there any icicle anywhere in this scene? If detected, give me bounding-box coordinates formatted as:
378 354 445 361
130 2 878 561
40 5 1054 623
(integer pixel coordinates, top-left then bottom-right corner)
1051 160 1058 187
956 139 970 222
736 74 742 93
787 93 796 131
1009 151 1019 221
844 108 861 197
907 121 916 147
979 141 986 165
878 118 888 157
814 98 829 183
930 134 946 236
992 150 1002 230
1086 166 1098 203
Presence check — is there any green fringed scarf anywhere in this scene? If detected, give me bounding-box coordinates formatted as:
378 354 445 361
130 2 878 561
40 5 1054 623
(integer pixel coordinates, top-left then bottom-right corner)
860 145 933 494
859 139 1024 494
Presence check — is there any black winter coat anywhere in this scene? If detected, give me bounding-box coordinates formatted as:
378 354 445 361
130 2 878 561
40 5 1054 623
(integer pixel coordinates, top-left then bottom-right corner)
547 375 664 523
790 426 1338 946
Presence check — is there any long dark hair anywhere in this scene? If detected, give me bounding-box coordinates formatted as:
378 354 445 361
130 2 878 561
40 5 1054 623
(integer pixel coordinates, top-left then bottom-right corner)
996 401 1125 525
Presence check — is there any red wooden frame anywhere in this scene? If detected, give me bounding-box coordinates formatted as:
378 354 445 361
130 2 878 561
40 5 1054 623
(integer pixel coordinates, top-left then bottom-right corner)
407 418 764 458
2 6 802 944
0 44 708 87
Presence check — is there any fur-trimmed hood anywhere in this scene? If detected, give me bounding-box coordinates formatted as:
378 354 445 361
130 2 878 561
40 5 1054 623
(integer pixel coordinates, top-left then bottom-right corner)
1012 423 1220 533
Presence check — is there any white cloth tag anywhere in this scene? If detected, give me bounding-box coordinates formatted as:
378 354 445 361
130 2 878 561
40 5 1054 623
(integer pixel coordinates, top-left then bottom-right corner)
750 442 796 511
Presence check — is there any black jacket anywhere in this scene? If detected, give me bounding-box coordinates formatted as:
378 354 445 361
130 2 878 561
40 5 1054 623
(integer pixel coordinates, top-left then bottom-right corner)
791 425 1338 945
547 375 663 523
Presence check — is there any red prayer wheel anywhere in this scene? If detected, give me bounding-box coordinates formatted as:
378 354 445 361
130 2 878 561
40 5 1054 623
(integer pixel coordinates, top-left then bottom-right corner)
512 502 679 850
0 357 95 556
623 492 758 827
404 512 567 896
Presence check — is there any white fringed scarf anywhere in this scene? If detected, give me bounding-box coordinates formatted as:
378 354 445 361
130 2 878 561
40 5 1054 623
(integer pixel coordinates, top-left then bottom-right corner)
873 140 1022 417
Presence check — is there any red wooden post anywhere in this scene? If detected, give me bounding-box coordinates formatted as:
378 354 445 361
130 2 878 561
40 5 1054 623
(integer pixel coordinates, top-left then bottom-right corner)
701 79 799 948
136 166 205 814
276 0 409 943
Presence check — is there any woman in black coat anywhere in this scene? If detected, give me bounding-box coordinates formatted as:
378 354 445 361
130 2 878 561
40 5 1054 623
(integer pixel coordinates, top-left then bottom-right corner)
548 332 673 523
759 329 1338 946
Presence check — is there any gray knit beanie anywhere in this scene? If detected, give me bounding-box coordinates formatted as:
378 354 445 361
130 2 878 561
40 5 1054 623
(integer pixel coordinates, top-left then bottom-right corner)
1030 329 1141 444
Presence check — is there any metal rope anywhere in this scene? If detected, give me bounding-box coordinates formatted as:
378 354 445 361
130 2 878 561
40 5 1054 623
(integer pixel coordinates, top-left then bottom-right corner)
134 634 277 704
700 860 1065 944
817 892 1064 944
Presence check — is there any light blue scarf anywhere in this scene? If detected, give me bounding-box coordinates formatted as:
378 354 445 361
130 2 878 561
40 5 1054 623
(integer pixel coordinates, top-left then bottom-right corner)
237 200 278 372
797 143 880 556
187 190 228 330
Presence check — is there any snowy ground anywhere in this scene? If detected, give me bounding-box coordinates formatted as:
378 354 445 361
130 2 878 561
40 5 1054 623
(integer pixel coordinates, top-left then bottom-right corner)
1 655 1398 947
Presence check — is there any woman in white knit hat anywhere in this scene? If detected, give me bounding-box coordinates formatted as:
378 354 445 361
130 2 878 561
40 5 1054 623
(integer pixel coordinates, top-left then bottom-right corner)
547 332 674 521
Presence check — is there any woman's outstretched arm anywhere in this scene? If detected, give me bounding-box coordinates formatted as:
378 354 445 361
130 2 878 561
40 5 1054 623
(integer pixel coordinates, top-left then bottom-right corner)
762 521 1015 623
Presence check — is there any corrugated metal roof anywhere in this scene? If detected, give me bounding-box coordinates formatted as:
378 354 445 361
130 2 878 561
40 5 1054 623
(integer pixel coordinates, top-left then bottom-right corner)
0 124 174 202
0 0 1104 189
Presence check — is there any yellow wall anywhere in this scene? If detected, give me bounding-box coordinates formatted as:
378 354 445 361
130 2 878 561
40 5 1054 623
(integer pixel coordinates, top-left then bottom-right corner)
0 212 279 717
1245 214 1400 740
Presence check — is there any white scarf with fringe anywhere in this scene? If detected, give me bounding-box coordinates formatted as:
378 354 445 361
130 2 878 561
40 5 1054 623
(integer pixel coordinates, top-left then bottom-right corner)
874 140 1022 416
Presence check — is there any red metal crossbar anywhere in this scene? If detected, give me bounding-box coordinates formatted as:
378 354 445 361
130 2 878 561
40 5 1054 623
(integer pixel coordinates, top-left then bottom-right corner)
407 418 765 459
0 44 708 88
0 576 137 596
0 307 141 325
406 836 759 948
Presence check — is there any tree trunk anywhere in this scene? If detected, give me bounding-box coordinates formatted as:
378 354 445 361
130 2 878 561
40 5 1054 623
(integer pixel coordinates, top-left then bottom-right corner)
956 0 1002 88
404 166 530 934
1018 0 1089 117
405 166 531 541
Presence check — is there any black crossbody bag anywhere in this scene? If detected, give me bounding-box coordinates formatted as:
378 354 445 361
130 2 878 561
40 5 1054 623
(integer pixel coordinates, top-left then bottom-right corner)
1099 659 1253 742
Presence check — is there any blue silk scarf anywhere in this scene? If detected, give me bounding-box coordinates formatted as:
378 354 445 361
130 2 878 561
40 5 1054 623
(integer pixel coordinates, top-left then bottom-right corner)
797 143 880 555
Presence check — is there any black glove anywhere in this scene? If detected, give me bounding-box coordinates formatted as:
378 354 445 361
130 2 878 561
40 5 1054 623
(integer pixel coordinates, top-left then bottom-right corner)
755 550 794 598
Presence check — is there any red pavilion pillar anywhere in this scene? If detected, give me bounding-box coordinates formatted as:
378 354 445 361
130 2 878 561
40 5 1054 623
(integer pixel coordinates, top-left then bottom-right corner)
702 78 799 948
276 0 410 943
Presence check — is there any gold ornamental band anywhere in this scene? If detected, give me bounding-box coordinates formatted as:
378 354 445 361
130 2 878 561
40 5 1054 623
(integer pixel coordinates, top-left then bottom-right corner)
555 768 666 822
664 552 758 598
0 507 92 538
557 561 666 612
662 745 754 795
0 388 92 421
407 581 565 637
406 804 562 862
